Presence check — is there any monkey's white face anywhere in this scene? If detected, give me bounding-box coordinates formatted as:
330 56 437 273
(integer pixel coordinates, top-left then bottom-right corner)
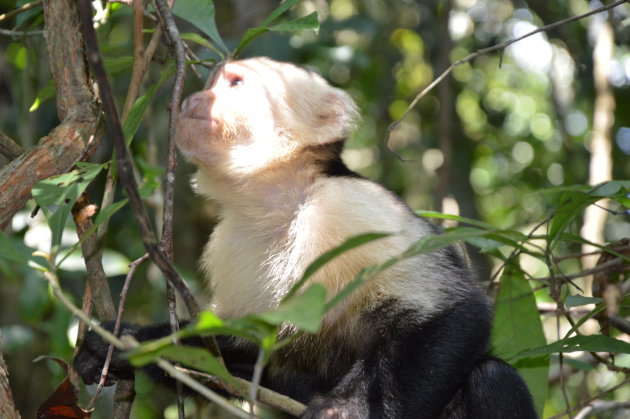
176 57 358 176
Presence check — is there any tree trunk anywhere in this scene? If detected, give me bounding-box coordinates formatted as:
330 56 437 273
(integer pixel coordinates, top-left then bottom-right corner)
0 0 103 229
0 333 21 419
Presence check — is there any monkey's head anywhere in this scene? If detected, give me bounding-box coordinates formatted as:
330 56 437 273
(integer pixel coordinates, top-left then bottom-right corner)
176 57 358 175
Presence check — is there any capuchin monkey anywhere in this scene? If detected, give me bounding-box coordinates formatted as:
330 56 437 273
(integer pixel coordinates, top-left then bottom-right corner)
75 57 537 418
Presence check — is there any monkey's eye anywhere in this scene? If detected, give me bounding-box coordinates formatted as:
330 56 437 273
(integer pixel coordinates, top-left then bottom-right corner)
228 76 244 87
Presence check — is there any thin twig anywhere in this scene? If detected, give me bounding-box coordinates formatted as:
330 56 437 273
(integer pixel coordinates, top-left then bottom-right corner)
546 378 630 419
120 0 146 120
86 253 149 411
43 271 127 349
0 0 42 22
182 42 204 79
76 0 200 318
554 249 613 263
609 316 630 335
152 0 185 261
0 28 44 36
536 257 629 284
97 2 165 242
488 212 554 288
156 359 251 419
179 367 308 417
385 0 630 155
575 400 630 419
248 349 266 416
153 1 191 416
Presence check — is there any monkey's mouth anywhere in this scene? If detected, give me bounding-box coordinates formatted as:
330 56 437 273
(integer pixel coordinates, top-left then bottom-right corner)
178 112 220 126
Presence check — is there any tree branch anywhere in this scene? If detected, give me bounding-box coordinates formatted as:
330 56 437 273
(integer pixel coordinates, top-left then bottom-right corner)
0 132 24 161
75 0 200 319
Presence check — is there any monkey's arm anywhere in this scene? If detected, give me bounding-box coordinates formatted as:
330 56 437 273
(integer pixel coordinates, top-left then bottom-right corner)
73 322 258 389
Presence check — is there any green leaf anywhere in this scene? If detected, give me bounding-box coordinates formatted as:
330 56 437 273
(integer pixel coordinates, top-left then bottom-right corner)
123 66 175 145
31 163 106 254
554 355 595 372
261 0 303 26
172 0 228 55
195 311 225 330
269 12 319 32
55 198 128 268
179 33 224 58
192 314 268 343
402 227 489 256
284 232 390 301
158 345 235 384
15 3 43 28
549 191 599 247
491 258 548 417
322 229 491 313
234 28 268 56
233 0 318 56
259 284 327 333
589 180 630 197
565 294 603 310
415 210 496 230
514 335 630 358
29 79 55 112
562 304 605 339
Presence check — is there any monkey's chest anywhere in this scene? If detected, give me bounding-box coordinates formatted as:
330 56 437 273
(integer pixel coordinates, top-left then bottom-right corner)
203 224 297 318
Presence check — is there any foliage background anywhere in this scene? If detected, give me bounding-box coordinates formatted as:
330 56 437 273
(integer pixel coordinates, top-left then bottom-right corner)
0 0 629 418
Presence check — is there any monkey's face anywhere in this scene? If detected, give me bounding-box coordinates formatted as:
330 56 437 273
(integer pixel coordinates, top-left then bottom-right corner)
176 57 357 175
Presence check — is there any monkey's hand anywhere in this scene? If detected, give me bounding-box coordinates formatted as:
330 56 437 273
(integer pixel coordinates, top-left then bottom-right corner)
73 322 139 386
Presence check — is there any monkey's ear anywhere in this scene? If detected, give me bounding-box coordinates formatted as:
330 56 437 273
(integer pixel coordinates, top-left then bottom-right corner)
312 90 359 143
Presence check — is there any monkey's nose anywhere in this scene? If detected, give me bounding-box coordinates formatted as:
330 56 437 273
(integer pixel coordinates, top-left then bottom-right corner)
181 92 211 112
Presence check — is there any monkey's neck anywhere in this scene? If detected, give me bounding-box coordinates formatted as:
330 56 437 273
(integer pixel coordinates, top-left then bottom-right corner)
196 156 322 220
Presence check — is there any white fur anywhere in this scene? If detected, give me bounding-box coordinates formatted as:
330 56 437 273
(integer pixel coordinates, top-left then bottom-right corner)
177 57 471 345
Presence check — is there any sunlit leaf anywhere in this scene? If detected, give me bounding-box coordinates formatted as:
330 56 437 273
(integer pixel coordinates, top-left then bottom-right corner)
55 197 128 268
416 210 497 230
31 163 106 254
259 284 327 333
30 79 55 112
195 311 225 330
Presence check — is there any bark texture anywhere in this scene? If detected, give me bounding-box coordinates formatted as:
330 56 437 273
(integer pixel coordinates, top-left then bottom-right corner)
0 334 21 419
0 0 102 229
